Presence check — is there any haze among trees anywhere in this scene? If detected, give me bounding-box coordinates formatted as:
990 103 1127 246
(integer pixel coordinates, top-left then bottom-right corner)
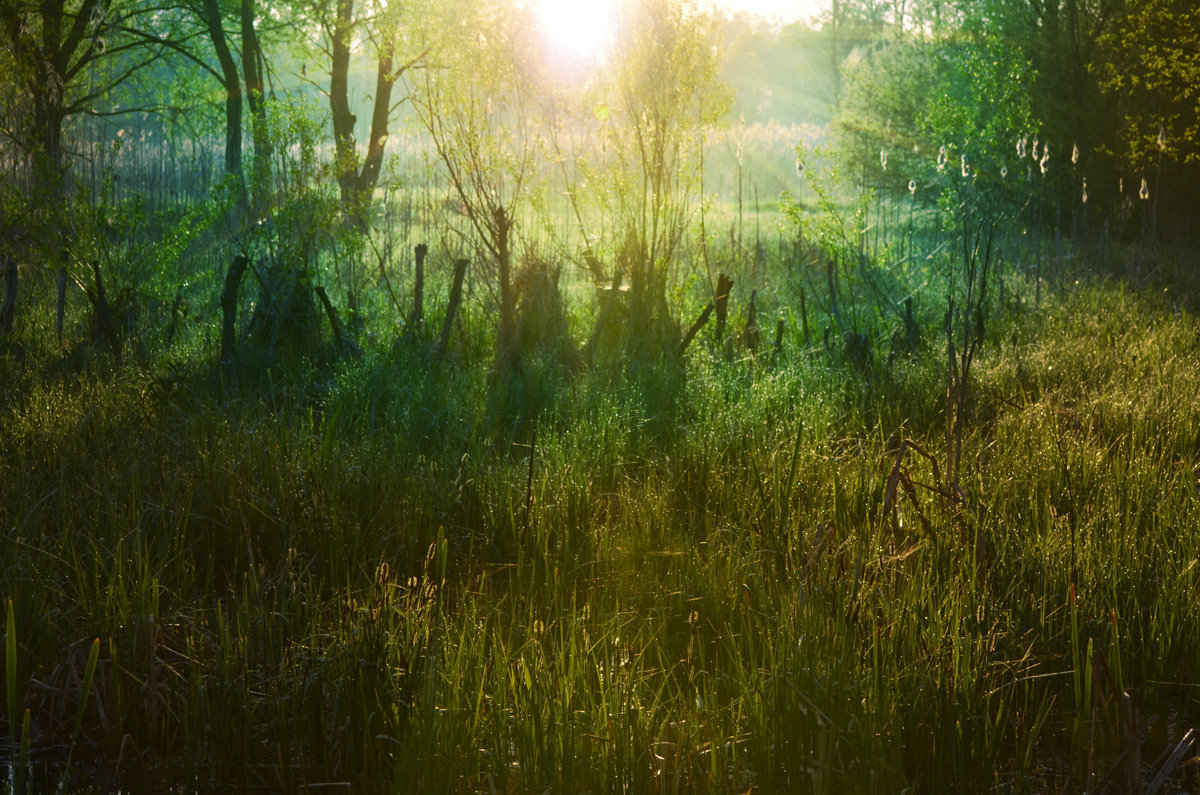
2 0 1200 791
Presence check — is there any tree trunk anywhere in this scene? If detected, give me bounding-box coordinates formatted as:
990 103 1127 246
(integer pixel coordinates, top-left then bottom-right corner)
355 44 397 210
328 0 399 227
1 0 106 199
409 243 426 328
770 318 784 368
743 289 760 352
679 303 714 355
201 0 243 183
88 261 121 361
241 0 271 212
715 272 733 341
330 0 358 208
316 284 357 358
220 255 250 365
31 98 66 196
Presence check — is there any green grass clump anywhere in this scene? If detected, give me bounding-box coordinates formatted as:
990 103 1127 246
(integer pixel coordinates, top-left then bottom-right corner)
2 274 1199 792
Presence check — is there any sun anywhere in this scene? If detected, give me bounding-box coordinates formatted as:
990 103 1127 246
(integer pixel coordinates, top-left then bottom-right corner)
535 0 616 66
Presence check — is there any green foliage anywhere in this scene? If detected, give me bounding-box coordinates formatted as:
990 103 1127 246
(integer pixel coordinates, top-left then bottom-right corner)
600 0 725 284
836 39 939 192
1098 0 1200 166
1095 0 1200 225
836 36 1035 212
921 40 1035 191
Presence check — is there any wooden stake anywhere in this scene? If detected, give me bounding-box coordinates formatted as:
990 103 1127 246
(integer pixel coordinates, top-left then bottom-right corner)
409 243 426 329
436 258 469 364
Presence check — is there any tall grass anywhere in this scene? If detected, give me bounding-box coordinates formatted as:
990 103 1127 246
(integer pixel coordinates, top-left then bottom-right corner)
3 260 1199 790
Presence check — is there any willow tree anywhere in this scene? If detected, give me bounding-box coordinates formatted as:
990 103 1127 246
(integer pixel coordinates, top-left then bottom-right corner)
407 0 541 368
597 0 724 361
0 0 168 337
0 0 180 204
294 0 426 227
166 0 268 206
195 0 245 181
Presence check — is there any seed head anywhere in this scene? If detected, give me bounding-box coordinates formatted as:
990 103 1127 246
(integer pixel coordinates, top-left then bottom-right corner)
1158 126 1167 152
1072 144 1079 165
937 145 947 173
880 149 887 171
961 154 969 178
1082 177 1088 204
1039 148 1049 176
908 179 916 195
1017 136 1027 159
1139 178 1150 200
1000 166 1008 179
1031 137 1039 161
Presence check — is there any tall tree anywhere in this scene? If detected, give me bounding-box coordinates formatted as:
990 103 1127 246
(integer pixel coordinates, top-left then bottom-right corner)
599 0 723 358
407 0 538 364
957 0 1122 205
0 0 168 337
0 0 166 194
238 0 271 214
320 0 423 226
197 0 244 181
163 0 277 211
145 0 245 184
1096 0 1200 235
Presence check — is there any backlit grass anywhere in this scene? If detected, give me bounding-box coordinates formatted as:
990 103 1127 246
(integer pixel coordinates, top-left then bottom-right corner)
2 275 1199 792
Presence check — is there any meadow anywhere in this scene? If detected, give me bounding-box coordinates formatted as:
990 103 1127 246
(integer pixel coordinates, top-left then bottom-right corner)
3 148 1200 791
3 1 1200 790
